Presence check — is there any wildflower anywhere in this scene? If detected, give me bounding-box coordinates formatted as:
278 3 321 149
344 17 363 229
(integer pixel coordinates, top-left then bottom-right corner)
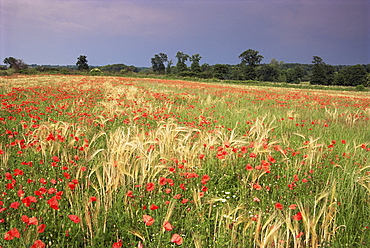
22 196 37 207
52 156 60 162
275 202 283 210
179 183 187 191
171 233 183 245
68 215 81 224
37 224 46 233
293 212 302 221
112 239 123 248
159 177 167 186
4 227 20 240
10 201 20 209
201 174 210 185
296 232 304 238
31 239 46 248
288 204 297 210
163 221 174 231
150 204 159 210
143 215 154 226
126 191 134 198
146 182 155 192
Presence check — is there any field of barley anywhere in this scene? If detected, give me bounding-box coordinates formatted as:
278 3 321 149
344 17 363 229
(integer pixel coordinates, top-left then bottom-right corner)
0 75 369 247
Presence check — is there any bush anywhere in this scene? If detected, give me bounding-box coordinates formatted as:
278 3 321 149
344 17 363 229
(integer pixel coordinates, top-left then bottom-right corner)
355 84 366 91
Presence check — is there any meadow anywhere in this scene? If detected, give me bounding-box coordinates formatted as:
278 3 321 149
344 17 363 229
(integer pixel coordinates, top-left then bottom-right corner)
0 75 369 247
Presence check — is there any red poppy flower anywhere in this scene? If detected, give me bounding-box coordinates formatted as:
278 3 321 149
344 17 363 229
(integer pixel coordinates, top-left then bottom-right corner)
52 156 60 162
126 191 134 198
159 177 167 186
275 202 283 210
143 215 154 226
296 231 304 238
30 239 46 248
293 212 302 221
4 227 20 240
112 239 122 248
68 215 81 224
10 201 20 209
201 174 210 185
289 204 297 210
47 196 59 210
179 183 186 191
37 224 46 233
150 204 159 210
21 215 30 224
163 221 174 231
146 182 155 192
171 233 183 245
22 196 37 207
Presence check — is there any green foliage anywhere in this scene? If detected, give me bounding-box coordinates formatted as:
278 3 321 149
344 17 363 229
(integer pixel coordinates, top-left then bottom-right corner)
190 54 202 73
355 84 366 91
310 56 334 85
76 55 89 71
176 51 189 73
3 57 28 71
256 64 279 82
238 49 264 66
77 56 89 71
151 53 168 74
337 64 368 86
213 64 230 80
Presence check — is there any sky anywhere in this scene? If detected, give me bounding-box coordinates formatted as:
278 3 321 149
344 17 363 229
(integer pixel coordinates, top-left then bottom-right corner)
1 0 369 67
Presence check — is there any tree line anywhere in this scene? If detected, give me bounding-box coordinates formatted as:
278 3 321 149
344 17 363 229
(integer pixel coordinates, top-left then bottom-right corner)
2 50 370 87
149 50 369 87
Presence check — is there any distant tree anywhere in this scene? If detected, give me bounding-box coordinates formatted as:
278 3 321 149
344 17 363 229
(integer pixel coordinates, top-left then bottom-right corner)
270 58 279 66
99 64 127 72
190 54 202 73
337 64 367 86
239 49 264 66
3 57 28 70
310 56 333 85
294 65 304 80
238 49 264 80
76 55 89 70
166 59 173 74
175 52 189 73
213 64 230 80
256 64 279 82
151 53 167 74
285 65 304 84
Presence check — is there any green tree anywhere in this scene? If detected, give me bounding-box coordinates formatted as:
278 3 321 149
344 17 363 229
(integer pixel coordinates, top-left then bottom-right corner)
76 55 89 70
213 64 230 80
166 59 173 74
239 49 264 66
190 54 202 73
151 53 167 74
310 56 333 85
3 57 28 70
338 64 367 86
175 52 189 73
238 49 264 80
256 65 279 82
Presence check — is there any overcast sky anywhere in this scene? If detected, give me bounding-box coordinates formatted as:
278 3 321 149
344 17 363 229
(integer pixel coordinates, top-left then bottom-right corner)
1 0 369 67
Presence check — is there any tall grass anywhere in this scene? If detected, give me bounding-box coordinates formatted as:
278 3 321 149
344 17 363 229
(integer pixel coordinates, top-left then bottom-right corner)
0 75 368 247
